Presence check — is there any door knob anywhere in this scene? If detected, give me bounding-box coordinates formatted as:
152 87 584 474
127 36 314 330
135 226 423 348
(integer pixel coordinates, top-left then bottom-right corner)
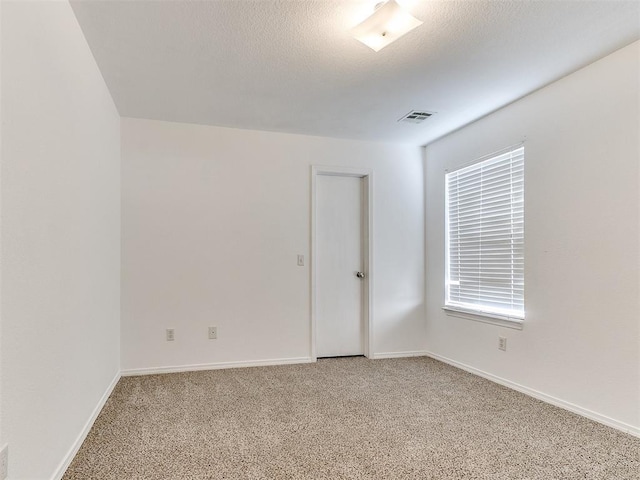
356 272 366 279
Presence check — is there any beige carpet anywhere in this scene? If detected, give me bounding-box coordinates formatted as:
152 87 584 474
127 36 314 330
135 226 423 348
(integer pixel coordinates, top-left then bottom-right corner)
63 357 639 479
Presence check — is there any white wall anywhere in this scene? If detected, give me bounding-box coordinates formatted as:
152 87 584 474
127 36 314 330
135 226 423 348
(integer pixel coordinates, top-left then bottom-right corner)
0 0 4 456
121 118 425 372
1 1 121 478
425 41 640 433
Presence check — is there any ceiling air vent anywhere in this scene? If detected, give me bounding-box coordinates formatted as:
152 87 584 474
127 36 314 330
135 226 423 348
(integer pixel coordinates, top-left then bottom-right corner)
398 110 435 124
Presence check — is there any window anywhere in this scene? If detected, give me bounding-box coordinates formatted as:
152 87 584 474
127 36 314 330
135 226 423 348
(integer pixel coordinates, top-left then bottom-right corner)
445 146 524 323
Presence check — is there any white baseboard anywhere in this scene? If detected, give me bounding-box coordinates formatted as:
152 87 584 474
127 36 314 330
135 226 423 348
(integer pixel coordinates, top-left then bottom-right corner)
121 356 315 376
370 350 429 359
424 351 640 438
51 371 121 480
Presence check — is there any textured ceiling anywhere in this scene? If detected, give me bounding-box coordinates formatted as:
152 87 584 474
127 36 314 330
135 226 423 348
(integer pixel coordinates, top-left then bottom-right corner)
70 0 640 145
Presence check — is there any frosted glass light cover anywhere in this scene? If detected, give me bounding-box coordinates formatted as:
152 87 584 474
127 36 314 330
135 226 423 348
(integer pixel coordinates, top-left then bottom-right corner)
350 0 423 52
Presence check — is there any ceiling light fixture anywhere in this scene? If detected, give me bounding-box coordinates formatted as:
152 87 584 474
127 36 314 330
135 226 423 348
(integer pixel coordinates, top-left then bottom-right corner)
350 0 423 52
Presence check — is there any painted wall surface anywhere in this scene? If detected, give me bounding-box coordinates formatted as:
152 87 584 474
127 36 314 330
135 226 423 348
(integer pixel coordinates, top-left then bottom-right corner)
1 2 121 478
0 0 4 454
121 118 425 371
425 41 640 431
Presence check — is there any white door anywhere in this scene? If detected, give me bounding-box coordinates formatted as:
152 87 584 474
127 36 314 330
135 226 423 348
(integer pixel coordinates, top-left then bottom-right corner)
316 174 364 358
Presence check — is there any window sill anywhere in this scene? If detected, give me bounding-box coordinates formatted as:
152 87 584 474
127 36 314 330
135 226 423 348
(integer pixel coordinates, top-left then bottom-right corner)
442 306 524 330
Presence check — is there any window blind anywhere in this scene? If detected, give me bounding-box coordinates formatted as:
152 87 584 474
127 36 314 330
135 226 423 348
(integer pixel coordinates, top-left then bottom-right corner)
445 146 524 320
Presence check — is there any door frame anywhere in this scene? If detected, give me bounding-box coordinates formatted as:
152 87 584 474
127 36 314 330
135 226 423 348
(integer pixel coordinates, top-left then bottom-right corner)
310 165 373 361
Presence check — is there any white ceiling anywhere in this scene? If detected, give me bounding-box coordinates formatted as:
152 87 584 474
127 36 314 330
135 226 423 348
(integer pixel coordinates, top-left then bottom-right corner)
70 0 640 145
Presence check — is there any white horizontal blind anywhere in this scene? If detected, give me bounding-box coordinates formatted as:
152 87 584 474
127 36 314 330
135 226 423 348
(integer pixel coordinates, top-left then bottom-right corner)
445 146 524 319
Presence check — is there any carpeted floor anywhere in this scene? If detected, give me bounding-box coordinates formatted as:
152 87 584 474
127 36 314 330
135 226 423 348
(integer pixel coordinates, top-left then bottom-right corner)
63 357 640 479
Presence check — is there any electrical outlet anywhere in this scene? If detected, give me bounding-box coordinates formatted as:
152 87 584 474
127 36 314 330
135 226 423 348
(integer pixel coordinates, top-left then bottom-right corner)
1 444 8 480
498 336 507 351
297 254 304 266
208 326 217 340
166 328 175 341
